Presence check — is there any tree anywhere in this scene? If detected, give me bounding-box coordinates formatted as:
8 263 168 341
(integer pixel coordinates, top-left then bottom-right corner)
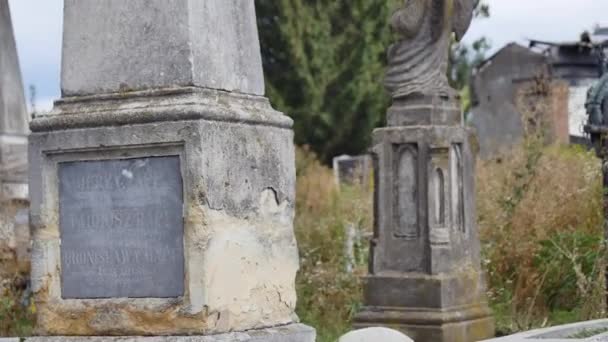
256 0 489 163
450 1 491 114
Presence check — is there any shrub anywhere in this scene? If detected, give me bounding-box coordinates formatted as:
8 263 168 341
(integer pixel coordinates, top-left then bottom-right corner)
0 273 34 337
294 146 372 342
477 141 605 334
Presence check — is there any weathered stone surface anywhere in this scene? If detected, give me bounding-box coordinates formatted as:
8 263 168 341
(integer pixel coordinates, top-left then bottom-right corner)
30 90 300 336
10 324 316 342
482 319 608 341
339 328 413 342
0 0 28 137
332 154 372 187
0 0 29 194
62 0 264 97
29 0 313 337
354 127 494 342
59 157 184 299
355 2 494 341
0 0 29 200
0 0 29 277
385 0 474 100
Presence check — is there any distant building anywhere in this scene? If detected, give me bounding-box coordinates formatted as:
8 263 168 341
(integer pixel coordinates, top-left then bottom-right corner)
470 43 568 158
471 34 607 158
592 25 608 41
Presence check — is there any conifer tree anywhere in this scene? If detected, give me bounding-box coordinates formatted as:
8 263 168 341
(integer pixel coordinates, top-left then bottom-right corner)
256 0 488 163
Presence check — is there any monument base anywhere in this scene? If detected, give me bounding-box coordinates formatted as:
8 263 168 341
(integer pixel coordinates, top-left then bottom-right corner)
354 307 494 342
354 273 495 342
0 324 316 342
30 87 300 336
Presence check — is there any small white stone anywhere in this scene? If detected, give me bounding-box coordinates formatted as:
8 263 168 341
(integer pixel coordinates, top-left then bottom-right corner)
339 327 414 342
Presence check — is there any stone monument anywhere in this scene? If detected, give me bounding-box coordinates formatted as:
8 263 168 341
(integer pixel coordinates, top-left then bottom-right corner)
332 154 372 188
0 0 30 276
353 0 495 341
28 1 314 340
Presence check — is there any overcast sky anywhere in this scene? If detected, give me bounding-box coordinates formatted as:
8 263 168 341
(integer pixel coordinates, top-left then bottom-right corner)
7 0 608 111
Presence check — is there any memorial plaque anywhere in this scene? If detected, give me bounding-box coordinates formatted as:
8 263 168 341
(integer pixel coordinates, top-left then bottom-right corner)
59 156 184 299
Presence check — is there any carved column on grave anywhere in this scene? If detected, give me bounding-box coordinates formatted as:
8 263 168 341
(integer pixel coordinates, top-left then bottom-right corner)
354 1 495 341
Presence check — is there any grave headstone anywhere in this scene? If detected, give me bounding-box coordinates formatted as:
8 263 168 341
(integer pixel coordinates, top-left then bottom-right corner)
353 1 495 341
28 1 314 340
0 0 30 277
332 155 372 188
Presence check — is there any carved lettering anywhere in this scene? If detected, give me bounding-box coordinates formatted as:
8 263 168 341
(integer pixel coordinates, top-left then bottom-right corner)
59 156 185 299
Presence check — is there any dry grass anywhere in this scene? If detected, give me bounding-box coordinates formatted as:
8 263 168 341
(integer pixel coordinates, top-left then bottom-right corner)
294 146 372 342
0 273 34 337
1 143 604 339
477 140 605 334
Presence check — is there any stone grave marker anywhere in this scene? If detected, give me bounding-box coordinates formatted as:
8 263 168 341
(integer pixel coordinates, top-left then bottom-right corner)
353 1 495 341
27 0 314 340
0 0 30 277
332 154 372 188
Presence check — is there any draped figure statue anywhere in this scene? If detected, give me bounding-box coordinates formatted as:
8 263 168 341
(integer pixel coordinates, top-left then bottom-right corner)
385 0 475 99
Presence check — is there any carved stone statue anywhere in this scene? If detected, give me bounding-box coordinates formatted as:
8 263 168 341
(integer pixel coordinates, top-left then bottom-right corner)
385 0 475 99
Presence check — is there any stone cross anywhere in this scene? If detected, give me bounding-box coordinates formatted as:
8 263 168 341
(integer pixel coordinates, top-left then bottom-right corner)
354 1 495 341
28 1 314 340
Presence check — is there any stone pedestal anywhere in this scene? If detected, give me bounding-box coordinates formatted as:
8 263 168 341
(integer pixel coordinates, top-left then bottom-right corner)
0 0 30 277
354 97 494 342
29 1 313 340
0 324 315 342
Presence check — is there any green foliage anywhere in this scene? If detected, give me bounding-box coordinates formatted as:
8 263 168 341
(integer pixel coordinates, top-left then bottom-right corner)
0 276 35 337
477 141 605 335
294 147 372 342
535 231 603 311
256 0 398 163
450 0 491 114
257 0 490 162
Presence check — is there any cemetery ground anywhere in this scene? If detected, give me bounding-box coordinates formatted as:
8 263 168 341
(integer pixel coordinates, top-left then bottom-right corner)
1 141 605 341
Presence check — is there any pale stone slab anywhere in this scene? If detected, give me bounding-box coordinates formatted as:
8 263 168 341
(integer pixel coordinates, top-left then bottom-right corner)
0 0 29 194
339 327 414 342
482 319 608 341
0 0 28 136
24 324 314 342
62 0 264 97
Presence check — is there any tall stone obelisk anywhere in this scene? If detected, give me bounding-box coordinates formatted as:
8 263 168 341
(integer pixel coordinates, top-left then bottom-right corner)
29 1 314 340
354 1 495 341
0 0 28 200
0 0 29 276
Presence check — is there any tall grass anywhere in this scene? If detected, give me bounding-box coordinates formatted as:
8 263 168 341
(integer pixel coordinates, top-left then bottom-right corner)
295 141 605 340
477 140 605 335
294 147 372 342
1 143 604 340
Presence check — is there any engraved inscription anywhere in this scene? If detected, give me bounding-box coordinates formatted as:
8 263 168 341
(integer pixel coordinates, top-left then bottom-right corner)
394 144 418 239
59 156 184 299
